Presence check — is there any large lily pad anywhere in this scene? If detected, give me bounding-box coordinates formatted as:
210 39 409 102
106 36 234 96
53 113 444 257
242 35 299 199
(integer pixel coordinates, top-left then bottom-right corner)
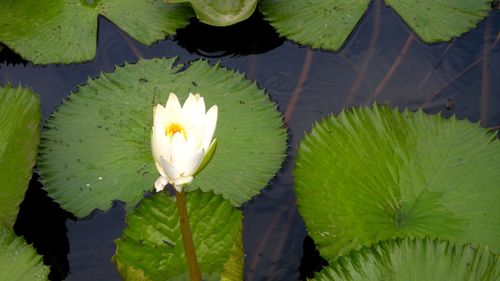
314 238 500 281
0 0 193 64
259 0 490 51
38 57 286 217
0 86 40 228
294 105 500 261
0 227 49 281
167 0 257 26
113 190 242 281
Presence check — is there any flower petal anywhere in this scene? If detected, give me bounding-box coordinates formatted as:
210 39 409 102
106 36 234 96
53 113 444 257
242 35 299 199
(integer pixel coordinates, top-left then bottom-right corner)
153 104 166 131
155 161 166 177
194 138 217 176
165 93 182 124
191 93 206 125
196 95 206 116
160 156 180 179
202 105 218 151
166 92 181 109
151 127 162 162
154 176 168 192
181 93 201 141
185 94 206 146
184 130 197 161
184 148 205 176
182 93 197 117
171 133 188 172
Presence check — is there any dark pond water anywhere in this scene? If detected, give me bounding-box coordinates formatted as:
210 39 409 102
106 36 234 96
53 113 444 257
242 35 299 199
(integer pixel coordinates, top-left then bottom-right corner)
1 2 499 280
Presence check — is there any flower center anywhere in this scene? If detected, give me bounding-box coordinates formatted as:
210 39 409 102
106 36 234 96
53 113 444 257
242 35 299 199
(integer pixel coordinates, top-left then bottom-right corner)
165 123 187 140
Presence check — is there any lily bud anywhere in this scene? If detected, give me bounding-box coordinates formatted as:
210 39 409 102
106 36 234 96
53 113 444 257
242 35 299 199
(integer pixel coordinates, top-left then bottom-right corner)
151 93 217 192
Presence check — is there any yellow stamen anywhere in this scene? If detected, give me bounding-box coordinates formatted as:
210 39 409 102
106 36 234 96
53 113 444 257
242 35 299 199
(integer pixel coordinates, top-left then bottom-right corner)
165 123 187 140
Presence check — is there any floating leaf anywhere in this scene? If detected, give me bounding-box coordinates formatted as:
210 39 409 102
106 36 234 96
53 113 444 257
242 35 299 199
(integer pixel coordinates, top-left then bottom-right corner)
294 105 500 261
0 0 193 64
220 224 244 281
113 190 242 281
167 0 257 26
259 0 490 51
385 0 491 43
0 227 49 281
38 57 286 217
0 86 40 228
259 0 370 51
313 238 500 281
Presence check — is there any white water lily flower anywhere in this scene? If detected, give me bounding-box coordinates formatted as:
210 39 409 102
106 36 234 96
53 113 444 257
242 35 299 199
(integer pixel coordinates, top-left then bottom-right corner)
152 93 218 192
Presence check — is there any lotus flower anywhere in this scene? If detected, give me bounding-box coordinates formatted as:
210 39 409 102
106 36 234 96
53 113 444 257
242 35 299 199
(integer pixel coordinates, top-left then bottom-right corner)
152 93 217 192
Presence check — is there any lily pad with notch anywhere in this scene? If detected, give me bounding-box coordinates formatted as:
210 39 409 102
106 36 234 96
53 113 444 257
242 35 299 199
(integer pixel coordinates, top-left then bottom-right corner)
0 0 193 64
259 0 491 51
294 105 500 261
38 57 286 217
313 238 500 281
113 190 243 281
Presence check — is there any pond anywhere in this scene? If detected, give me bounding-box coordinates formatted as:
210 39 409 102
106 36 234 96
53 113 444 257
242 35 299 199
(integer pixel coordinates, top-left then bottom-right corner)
1 2 499 281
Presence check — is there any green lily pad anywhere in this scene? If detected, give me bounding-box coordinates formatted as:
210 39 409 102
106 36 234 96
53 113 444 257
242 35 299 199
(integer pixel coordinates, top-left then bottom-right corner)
259 0 490 51
38 57 286 217
0 227 49 281
313 238 500 281
113 190 242 281
220 223 244 281
259 0 370 51
0 0 193 64
294 105 500 261
385 0 491 43
0 86 40 228
167 0 257 26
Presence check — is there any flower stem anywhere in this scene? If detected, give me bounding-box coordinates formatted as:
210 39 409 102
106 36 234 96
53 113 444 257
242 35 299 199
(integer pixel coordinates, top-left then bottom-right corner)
175 190 201 281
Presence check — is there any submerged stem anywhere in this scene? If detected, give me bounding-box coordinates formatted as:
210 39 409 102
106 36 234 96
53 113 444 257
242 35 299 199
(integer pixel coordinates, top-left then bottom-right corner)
175 190 201 281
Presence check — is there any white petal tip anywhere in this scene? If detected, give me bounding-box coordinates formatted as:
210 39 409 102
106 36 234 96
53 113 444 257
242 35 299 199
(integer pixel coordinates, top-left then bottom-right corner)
166 93 180 107
154 176 168 192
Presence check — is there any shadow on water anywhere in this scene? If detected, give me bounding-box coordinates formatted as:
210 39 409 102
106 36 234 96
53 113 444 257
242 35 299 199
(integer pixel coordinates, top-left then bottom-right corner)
299 236 328 280
175 12 284 58
14 173 72 280
0 44 27 66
